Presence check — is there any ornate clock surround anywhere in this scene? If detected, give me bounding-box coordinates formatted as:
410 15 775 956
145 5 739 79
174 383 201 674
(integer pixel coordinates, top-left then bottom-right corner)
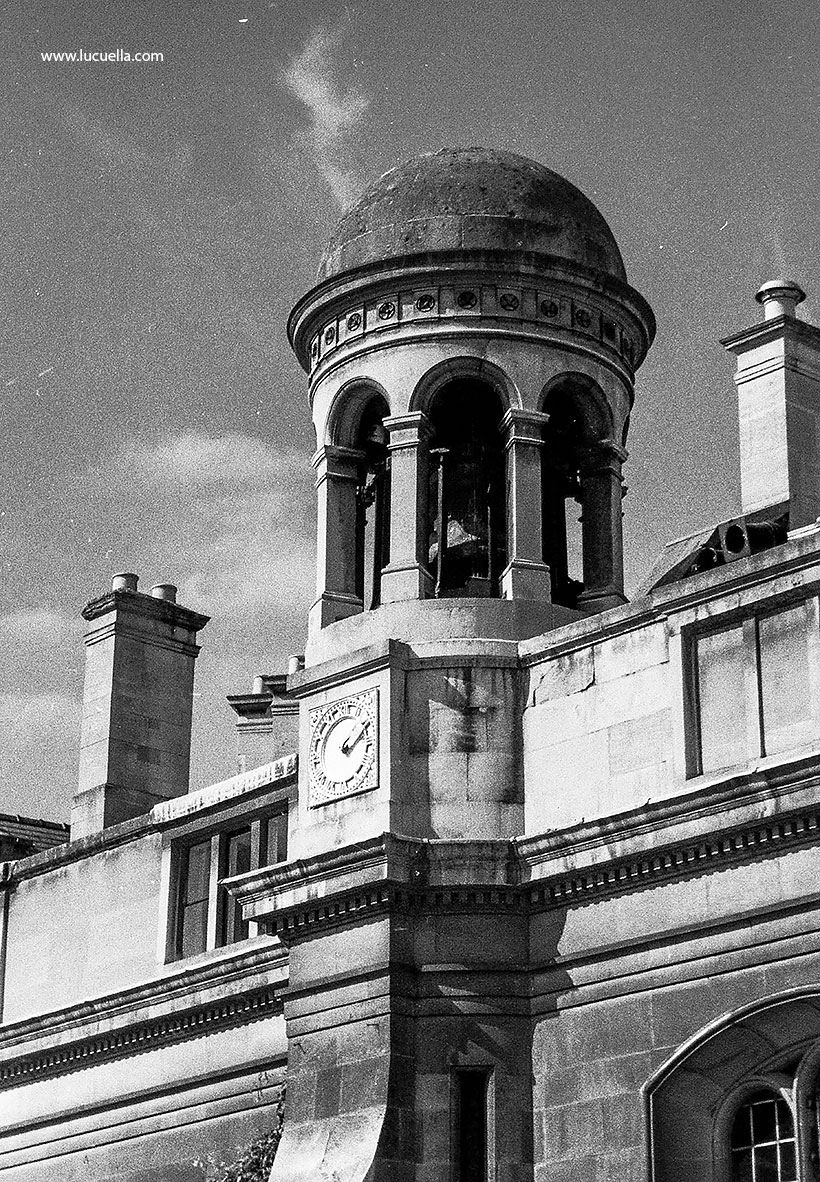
308 687 379 808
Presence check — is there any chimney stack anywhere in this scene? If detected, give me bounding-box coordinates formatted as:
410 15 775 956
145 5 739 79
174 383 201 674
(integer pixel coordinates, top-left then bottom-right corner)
72 574 209 840
722 280 820 530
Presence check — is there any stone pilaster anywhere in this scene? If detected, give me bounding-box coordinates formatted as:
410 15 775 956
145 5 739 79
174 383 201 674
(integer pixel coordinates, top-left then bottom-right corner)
309 445 364 635
499 408 552 601
379 413 435 604
576 439 628 612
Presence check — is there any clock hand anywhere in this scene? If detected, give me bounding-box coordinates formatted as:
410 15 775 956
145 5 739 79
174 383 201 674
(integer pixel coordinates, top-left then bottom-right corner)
340 720 365 755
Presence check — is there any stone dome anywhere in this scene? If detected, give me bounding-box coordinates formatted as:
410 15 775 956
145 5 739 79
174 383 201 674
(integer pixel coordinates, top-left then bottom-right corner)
318 147 627 283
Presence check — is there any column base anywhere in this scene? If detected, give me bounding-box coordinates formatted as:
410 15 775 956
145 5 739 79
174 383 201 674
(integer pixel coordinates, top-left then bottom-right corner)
500 559 552 602
380 562 435 604
308 592 363 636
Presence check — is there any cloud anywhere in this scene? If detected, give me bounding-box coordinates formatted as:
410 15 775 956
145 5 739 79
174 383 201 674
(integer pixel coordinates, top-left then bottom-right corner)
281 16 370 209
0 692 81 821
0 608 74 644
61 105 193 186
101 430 316 616
121 430 306 490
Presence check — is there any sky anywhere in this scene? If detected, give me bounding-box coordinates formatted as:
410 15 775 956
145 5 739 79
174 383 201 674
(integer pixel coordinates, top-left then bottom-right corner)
2 0 820 821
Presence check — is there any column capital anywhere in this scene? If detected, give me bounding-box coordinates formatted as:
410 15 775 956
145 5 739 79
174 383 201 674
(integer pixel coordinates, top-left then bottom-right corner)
311 444 365 486
311 444 365 470
578 438 628 474
383 411 433 450
499 408 550 447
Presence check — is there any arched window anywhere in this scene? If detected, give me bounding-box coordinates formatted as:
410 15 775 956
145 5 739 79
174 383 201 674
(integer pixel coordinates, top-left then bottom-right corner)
425 378 507 598
730 1091 796 1182
355 398 390 611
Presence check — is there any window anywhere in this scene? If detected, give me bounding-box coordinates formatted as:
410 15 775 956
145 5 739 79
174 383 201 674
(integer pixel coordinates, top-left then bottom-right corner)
174 838 211 960
219 826 252 946
455 1068 491 1182
170 808 288 961
731 1093 796 1182
688 600 817 777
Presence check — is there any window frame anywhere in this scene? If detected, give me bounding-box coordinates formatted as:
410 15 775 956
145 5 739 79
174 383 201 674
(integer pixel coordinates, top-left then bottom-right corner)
450 1064 495 1182
684 594 820 779
729 1089 797 1182
713 1075 800 1182
166 804 289 963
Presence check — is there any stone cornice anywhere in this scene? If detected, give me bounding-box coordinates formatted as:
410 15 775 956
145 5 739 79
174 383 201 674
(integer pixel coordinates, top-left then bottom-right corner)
11 755 297 883
288 251 655 368
82 589 210 633
721 314 820 355
289 260 653 393
229 757 820 939
0 944 287 1088
287 638 402 697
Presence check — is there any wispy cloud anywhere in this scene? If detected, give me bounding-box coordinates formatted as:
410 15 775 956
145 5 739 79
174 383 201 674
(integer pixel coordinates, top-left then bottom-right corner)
121 430 306 490
0 692 81 820
105 430 315 615
281 15 370 209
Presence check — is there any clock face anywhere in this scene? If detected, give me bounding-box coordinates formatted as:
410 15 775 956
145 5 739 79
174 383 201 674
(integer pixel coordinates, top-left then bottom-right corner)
308 689 378 807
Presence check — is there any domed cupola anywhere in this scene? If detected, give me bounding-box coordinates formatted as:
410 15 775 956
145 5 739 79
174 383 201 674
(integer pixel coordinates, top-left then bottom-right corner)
288 148 655 662
317 147 627 283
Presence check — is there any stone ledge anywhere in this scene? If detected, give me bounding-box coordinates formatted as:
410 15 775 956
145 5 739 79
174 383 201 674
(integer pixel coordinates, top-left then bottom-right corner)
0 944 288 1087
9 755 297 882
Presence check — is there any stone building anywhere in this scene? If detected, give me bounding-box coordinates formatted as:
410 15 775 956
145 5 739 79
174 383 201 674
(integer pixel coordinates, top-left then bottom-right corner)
4 147 820 1182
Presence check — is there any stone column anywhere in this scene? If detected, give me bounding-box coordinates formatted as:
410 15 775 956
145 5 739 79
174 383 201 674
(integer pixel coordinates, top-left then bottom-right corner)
576 439 628 612
380 412 435 603
500 408 552 601
309 444 364 635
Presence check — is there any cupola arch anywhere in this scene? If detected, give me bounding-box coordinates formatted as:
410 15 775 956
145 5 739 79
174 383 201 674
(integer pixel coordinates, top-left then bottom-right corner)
539 372 627 610
325 377 391 449
311 379 392 629
409 356 520 417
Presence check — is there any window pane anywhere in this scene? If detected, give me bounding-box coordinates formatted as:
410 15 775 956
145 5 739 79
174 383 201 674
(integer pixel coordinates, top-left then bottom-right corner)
732 1094 795 1182
779 1139 797 1181
731 1104 753 1149
751 1098 777 1143
184 840 211 903
753 1143 778 1181
731 1147 753 1182
178 898 208 958
759 604 814 756
697 625 749 772
263 811 288 866
174 839 212 958
226 828 251 878
218 828 251 946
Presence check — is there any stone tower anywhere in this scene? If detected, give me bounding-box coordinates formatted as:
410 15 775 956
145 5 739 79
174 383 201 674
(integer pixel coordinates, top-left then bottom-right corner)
237 148 656 1180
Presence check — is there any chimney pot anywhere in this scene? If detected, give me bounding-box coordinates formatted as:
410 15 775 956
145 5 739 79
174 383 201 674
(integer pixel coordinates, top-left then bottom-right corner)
252 675 265 694
287 654 304 675
150 583 177 603
112 572 138 592
755 279 806 321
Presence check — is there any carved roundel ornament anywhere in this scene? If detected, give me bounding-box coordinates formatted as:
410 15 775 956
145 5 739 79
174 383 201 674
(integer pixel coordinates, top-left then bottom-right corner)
308 688 378 807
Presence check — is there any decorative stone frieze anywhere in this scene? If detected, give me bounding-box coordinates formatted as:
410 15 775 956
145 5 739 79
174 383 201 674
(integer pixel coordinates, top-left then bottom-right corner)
305 280 642 378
